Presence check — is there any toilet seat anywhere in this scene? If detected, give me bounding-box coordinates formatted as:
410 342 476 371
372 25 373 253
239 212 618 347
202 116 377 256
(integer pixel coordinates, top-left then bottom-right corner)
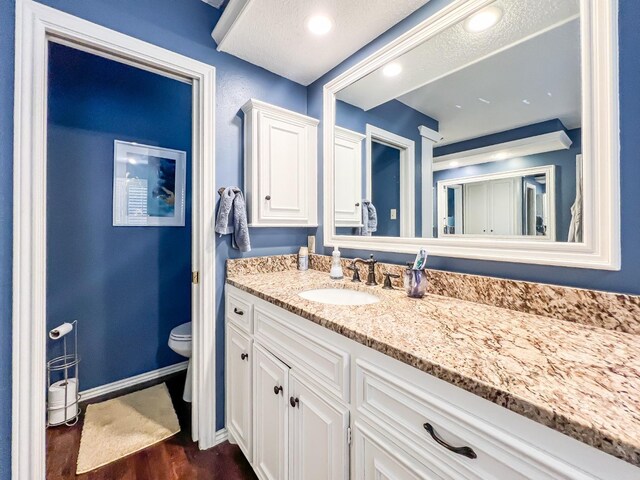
170 322 191 341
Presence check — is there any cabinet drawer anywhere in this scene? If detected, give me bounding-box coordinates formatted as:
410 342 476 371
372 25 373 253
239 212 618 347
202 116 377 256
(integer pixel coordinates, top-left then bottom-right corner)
226 292 253 333
356 361 593 480
254 306 350 402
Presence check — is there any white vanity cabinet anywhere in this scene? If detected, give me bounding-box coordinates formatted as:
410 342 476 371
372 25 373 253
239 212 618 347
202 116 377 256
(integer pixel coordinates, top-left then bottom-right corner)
242 99 319 227
334 127 365 227
225 285 639 480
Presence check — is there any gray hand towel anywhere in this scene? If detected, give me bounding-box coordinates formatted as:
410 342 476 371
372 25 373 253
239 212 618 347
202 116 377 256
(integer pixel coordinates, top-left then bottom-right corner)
215 187 251 252
359 200 377 236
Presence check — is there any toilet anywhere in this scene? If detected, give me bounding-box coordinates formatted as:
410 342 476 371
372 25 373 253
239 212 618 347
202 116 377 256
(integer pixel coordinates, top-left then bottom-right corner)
168 322 192 402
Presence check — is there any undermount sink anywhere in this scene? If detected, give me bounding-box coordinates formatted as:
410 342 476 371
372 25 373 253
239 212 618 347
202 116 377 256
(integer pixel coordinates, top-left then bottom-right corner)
298 288 380 306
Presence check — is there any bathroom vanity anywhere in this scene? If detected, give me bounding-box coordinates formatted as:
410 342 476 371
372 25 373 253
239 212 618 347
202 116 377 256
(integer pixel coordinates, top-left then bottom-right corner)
225 257 640 480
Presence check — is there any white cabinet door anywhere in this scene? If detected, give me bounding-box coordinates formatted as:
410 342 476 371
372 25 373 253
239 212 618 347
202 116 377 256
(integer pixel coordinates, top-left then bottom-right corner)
463 182 488 234
488 178 520 235
258 112 309 223
355 422 448 480
254 344 290 480
334 127 365 227
288 373 349 480
226 324 253 461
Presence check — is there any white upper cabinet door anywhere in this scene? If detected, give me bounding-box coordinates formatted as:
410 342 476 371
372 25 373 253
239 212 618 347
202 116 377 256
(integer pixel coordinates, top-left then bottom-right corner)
226 324 253 462
334 127 365 227
253 344 290 480
288 373 350 480
242 99 318 227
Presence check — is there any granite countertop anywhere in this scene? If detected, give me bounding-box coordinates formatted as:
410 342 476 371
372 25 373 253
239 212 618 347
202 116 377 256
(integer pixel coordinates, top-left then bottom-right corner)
226 268 640 466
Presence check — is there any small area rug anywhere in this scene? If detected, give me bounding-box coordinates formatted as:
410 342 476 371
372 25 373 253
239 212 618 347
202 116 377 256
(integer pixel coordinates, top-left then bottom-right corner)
76 383 180 474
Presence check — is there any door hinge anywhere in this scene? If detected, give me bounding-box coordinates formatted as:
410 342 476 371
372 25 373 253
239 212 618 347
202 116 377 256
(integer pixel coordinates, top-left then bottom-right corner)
347 426 352 445
192 271 199 285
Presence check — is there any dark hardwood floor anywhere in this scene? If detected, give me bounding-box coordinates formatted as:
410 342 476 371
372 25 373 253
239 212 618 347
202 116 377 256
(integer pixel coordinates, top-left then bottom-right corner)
46 372 258 480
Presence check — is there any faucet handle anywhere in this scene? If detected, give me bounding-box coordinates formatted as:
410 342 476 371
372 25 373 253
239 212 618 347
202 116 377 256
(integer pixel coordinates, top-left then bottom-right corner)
346 264 361 283
382 273 400 290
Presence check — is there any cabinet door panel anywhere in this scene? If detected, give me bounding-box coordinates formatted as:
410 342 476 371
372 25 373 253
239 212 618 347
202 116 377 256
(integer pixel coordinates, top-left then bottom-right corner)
254 344 289 480
227 324 253 461
335 128 363 226
463 182 488 234
488 178 520 235
259 113 308 221
289 373 349 480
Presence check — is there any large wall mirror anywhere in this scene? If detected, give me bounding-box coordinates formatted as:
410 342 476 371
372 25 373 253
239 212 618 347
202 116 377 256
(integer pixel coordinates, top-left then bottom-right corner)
323 0 620 269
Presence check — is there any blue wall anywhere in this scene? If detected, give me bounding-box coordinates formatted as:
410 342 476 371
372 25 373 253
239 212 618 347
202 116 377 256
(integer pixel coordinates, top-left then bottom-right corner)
308 0 640 297
371 143 401 237
433 127 581 240
46 43 192 390
335 99 437 233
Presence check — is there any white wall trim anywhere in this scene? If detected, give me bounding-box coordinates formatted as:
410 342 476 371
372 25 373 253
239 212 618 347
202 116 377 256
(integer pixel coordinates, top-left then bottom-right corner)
80 362 189 401
419 125 442 238
365 124 415 237
12 2 217 478
433 130 573 172
214 427 229 445
322 0 620 270
211 0 252 51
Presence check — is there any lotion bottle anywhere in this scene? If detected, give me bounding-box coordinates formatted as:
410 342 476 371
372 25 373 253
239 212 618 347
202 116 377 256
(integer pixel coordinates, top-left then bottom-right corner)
330 246 344 280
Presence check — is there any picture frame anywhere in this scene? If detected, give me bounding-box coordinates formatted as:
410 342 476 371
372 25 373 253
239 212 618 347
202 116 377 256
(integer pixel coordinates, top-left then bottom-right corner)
112 140 187 227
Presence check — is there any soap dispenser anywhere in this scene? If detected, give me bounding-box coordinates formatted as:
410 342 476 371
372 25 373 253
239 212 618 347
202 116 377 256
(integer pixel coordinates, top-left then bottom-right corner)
330 246 344 280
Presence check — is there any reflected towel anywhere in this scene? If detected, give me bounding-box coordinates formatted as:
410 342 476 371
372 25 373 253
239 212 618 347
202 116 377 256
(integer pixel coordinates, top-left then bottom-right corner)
215 187 251 252
359 201 377 236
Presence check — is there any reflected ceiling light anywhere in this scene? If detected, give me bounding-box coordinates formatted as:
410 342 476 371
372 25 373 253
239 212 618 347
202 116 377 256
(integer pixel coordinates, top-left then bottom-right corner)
463 6 503 33
522 99 531 105
450 161 459 167
478 97 490 104
306 14 334 35
382 62 402 77
455 104 463 109
494 152 509 160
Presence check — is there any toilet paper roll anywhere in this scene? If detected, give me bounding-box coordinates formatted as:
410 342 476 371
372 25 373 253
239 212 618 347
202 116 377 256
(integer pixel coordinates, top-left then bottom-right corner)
48 378 78 406
49 322 73 340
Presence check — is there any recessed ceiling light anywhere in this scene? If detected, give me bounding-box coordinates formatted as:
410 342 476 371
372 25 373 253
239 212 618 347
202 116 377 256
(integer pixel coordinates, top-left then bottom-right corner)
382 63 402 77
306 14 333 35
547 92 553 97
522 99 531 105
478 97 490 104
455 104 463 109
463 6 503 33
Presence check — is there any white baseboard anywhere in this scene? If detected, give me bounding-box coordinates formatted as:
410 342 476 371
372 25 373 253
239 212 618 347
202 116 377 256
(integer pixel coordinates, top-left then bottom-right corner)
214 428 228 446
80 361 189 401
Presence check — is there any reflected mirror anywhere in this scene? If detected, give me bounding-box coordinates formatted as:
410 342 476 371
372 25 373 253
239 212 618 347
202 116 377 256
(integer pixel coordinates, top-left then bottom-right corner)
333 0 583 243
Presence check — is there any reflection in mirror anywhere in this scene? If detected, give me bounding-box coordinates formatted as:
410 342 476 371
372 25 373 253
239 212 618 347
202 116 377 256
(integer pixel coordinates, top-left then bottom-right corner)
333 0 582 243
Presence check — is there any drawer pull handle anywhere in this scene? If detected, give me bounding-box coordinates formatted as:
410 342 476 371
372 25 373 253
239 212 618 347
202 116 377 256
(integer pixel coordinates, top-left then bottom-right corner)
290 396 299 408
241 353 248 361
233 307 244 316
423 423 477 459
274 385 283 395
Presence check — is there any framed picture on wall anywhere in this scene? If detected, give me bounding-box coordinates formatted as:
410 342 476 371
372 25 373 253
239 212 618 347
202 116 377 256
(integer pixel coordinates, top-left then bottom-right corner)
112 140 186 227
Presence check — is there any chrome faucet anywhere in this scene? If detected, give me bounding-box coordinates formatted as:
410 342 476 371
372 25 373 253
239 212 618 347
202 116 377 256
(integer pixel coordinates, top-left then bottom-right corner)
351 255 378 286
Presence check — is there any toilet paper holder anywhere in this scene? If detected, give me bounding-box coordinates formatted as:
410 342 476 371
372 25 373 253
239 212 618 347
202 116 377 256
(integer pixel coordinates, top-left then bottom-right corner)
47 320 81 427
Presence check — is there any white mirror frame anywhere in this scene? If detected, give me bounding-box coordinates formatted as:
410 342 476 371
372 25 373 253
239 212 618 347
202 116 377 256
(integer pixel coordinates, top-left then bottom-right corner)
322 0 620 270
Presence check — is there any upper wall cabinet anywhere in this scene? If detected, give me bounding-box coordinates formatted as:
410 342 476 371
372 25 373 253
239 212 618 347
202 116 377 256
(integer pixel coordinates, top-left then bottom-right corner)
334 127 365 227
242 99 319 227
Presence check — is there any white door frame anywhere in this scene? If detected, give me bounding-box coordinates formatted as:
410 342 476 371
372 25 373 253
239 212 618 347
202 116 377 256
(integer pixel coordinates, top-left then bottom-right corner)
12 1 217 478
365 124 415 237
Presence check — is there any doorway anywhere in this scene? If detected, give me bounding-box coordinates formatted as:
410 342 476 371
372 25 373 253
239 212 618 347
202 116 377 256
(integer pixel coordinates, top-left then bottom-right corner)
13 2 217 478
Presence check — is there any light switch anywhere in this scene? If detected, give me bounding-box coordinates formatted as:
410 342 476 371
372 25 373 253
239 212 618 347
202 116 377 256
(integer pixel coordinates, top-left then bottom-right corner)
390 209 397 220
307 235 316 253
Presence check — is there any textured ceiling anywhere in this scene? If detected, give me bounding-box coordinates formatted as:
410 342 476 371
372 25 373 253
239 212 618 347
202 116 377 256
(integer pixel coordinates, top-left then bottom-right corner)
338 0 580 110
213 0 431 86
399 18 581 145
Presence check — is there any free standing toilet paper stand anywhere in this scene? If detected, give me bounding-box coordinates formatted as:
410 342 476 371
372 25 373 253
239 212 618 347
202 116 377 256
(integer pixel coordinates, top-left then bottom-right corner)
47 320 81 427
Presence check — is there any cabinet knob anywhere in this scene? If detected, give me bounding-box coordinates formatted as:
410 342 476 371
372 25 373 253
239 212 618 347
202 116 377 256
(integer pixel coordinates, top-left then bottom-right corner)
423 423 477 459
289 396 299 408
265 195 271 201
273 385 283 395
241 352 248 361
355 202 360 207
233 307 244 316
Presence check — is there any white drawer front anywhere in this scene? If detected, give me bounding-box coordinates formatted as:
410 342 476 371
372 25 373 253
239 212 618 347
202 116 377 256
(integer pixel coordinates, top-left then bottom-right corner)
254 306 350 402
356 360 594 480
226 292 253 333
